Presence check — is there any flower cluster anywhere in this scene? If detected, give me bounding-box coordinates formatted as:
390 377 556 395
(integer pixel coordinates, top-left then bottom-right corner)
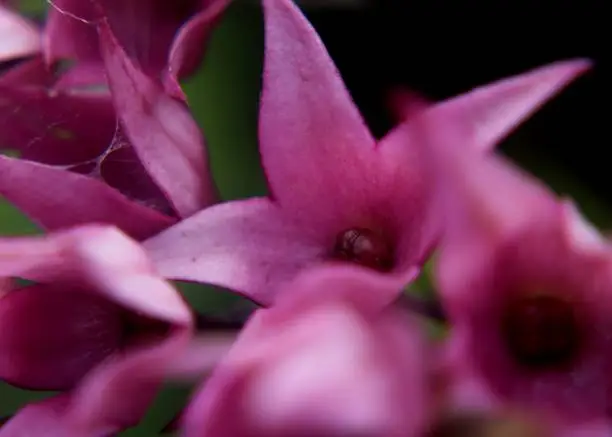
0 0 602 436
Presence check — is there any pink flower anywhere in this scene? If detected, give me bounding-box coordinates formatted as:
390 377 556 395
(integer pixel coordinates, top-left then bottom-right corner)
421 111 612 436
176 265 429 437
0 225 214 436
0 16 219 239
143 0 590 305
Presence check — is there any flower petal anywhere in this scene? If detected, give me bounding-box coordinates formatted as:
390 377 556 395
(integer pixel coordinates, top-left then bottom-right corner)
0 284 123 390
259 0 376 219
144 198 323 305
43 0 99 64
164 0 230 99
0 5 40 62
0 57 52 86
0 86 116 165
0 396 79 437
429 59 591 152
99 20 218 218
0 156 173 239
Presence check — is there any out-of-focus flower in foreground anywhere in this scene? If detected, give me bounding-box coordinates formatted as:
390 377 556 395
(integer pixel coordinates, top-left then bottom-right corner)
0 225 205 436
422 112 612 436
175 265 429 437
144 0 590 305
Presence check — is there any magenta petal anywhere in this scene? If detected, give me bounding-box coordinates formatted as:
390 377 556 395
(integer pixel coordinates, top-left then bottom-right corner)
0 284 123 390
99 21 217 218
430 59 591 152
0 86 115 165
0 58 52 87
0 5 40 62
164 0 230 99
0 156 173 239
144 198 323 305
43 0 99 64
259 0 376 219
53 62 108 92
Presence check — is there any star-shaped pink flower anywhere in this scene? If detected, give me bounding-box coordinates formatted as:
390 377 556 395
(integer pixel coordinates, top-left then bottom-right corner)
144 0 590 305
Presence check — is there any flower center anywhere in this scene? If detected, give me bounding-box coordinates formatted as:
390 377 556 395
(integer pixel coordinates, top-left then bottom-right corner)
333 228 393 271
501 294 581 370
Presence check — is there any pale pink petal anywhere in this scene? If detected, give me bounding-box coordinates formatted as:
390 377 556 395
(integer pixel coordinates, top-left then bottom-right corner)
99 20 217 218
144 198 324 305
259 0 376 221
0 156 173 239
164 0 230 99
0 5 40 62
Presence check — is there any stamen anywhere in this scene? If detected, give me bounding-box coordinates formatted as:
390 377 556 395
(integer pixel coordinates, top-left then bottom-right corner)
333 228 394 271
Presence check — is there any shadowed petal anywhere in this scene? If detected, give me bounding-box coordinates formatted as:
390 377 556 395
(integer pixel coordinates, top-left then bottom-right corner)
0 284 123 390
0 5 40 62
144 198 323 305
0 396 78 437
0 86 116 165
0 156 173 239
53 62 108 92
259 0 376 221
0 58 52 86
164 0 230 99
99 20 217 218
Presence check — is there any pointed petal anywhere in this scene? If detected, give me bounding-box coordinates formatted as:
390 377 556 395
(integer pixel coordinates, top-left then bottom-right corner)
144 198 323 305
99 20 217 218
164 0 230 99
0 5 41 62
0 156 173 239
431 59 591 152
259 0 376 219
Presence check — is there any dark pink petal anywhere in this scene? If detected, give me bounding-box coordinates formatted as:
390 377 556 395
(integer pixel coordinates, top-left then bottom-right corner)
0 5 40 62
0 86 115 165
43 0 99 64
0 156 173 239
0 57 52 86
53 62 108 92
144 198 324 305
164 0 230 99
259 0 376 223
0 284 123 390
99 20 218 218
428 59 591 152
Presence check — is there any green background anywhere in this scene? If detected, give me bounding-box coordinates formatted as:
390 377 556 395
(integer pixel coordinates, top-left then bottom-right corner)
1 1 610 435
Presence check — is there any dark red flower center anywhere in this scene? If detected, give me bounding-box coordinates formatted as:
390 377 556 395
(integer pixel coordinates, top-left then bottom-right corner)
501 294 581 370
333 228 394 271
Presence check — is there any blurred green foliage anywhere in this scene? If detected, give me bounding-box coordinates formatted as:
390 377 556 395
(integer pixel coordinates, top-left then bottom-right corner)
1 0 611 435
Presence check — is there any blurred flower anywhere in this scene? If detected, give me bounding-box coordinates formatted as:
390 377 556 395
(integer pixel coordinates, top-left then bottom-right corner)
0 4 222 238
0 2 40 64
144 0 589 305
0 225 210 436
174 265 429 437
422 112 612 436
